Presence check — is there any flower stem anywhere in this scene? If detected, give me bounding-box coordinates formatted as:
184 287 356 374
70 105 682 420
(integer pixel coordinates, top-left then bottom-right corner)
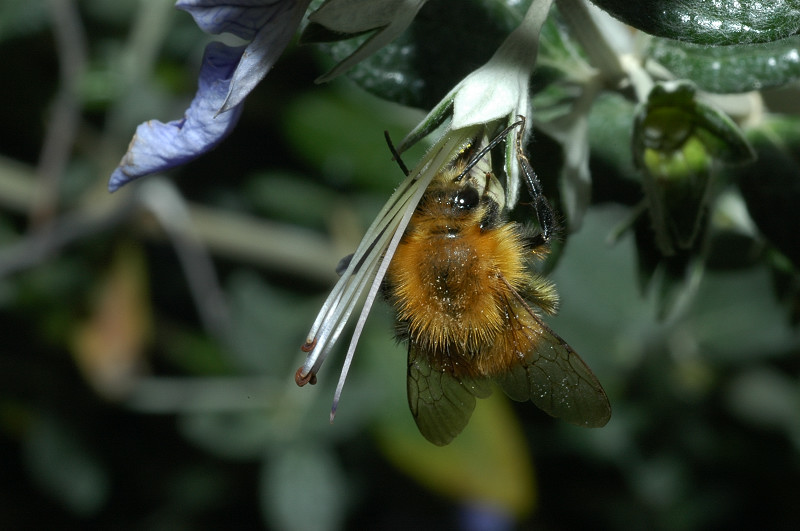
497 0 555 68
556 0 626 83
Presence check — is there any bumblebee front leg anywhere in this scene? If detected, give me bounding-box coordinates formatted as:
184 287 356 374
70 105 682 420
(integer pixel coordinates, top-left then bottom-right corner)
513 115 557 243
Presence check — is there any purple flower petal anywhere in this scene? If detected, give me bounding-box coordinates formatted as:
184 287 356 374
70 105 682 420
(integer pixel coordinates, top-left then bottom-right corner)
175 0 312 110
458 503 514 531
110 0 313 190
218 0 312 112
176 0 287 40
108 42 245 192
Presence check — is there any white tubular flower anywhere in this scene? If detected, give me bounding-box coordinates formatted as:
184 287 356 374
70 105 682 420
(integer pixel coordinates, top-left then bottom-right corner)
400 0 554 208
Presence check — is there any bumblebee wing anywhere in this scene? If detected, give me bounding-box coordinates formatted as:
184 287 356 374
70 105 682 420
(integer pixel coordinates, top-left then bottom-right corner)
407 343 492 446
495 298 611 427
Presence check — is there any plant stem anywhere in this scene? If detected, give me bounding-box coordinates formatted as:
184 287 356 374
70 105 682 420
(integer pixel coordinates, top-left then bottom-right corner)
556 0 626 84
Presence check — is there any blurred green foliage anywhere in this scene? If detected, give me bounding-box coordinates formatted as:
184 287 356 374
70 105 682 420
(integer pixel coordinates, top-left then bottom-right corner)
1 1 800 530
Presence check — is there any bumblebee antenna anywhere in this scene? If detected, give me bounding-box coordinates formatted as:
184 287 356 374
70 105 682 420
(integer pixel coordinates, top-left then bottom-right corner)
454 119 524 183
384 131 410 176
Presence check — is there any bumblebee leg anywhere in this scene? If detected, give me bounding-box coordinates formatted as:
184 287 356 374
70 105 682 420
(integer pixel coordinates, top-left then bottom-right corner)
514 115 557 242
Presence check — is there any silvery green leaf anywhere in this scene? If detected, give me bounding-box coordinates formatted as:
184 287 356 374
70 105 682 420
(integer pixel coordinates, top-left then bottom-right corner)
590 0 800 45
649 35 800 94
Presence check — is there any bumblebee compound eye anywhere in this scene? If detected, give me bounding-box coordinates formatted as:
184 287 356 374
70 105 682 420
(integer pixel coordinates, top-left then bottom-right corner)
453 187 479 211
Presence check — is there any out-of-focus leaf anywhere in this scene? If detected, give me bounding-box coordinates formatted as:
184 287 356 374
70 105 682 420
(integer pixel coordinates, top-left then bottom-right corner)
0 0 47 40
374 391 536 519
282 89 424 191
649 35 800 94
549 205 661 372
172 374 376 457
13 255 93 341
83 0 140 26
587 92 641 205
735 117 800 270
23 416 109 516
226 271 317 373
629 455 687 513
71 242 150 400
244 171 340 229
359 314 535 517
179 410 275 460
685 265 800 362
633 218 705 320
590 0 800 45
726 368 800 433
767 254 800 325
162 328 233 376
164 465 232 515
261 444 349 531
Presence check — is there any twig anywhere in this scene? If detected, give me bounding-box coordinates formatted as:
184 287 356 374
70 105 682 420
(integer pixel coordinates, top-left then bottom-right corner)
556 0 627 86
0 161 342 284
138 179 231 338
30 0 88 227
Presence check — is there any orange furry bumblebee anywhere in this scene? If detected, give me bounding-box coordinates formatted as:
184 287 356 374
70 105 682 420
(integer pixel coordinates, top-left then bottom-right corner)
384 123 610 445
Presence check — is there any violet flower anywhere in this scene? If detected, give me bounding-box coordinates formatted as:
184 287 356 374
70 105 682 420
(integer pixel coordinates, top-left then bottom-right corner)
109 0 311 192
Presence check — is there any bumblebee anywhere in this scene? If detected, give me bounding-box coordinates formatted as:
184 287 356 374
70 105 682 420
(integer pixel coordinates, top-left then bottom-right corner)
296 118 610 446
384 121 610 445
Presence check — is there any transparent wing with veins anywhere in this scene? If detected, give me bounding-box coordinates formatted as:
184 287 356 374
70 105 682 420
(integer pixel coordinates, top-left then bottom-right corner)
494 292 611 428
407 342 492 446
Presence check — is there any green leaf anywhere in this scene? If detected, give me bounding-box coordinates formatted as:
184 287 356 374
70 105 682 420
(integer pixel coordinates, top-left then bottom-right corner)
649 35 800 94
587 92 641 204
726 368 800 432
735 117 800 269
0 0 47 41
244 170 341 229
315 0 532 108
261 444 349 531
282 89 425 191
23 416 109 516
162 328 233 376
301 21 368 44
685 265 800 361
590 0 800 45
226 271 318 374
179 411 275 460
374 391 536 518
